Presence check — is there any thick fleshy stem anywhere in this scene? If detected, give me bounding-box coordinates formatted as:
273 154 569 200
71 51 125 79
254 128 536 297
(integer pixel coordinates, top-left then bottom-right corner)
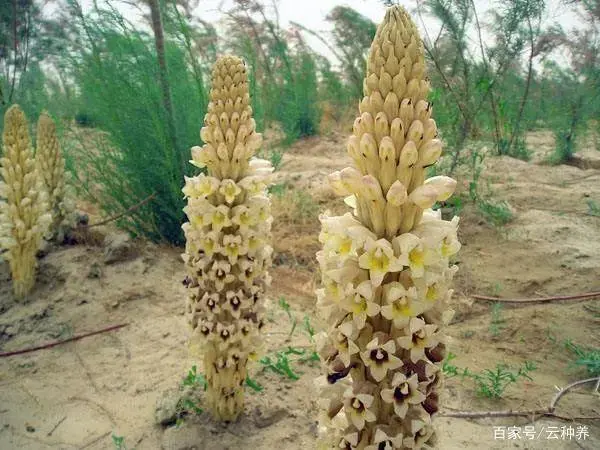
182 56 273 421
316 6 461 449
0 105 51 299
35 111 75 241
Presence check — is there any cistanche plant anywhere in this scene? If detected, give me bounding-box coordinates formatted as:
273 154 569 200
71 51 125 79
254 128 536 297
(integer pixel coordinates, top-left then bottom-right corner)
182 55 273 421
35 111 75 241
0 105 51 299
315 6 460 449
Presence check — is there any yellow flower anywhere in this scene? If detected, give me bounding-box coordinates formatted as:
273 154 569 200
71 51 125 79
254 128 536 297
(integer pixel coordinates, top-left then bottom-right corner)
219 179 242 204
221 234 247 264
340 280 380 329
231 204 255 232
392 233 439 278
199 230 221 258
358 238 404 286
204 204 231 232
380 283 422 328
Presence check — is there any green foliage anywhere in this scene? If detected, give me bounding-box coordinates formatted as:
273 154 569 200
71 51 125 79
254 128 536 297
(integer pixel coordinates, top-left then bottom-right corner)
565 340 600 377
223 1 321 143
443 352 537 399
65 0 207 244
586 199 600 217
471 362 536 399
111 434 132 450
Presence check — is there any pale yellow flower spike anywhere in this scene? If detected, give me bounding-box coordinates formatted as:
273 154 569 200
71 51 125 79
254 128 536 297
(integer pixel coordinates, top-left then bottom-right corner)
0 105 51 299
35 111 75 240
182 56 273 422
316 6 460 449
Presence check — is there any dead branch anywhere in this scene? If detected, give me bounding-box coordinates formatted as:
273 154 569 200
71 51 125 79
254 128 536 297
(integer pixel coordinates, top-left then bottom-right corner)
472 291 600 304
0 323 129 357
84 193 156 228
440 377 600 421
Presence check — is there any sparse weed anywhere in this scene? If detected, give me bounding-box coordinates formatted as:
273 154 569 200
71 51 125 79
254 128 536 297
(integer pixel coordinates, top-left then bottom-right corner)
279 297 298 338
586 199 600 217
442 353 536 399
477 199 514 226
565 340 600 377
292 189 320 221
111 434 132 450
268 182 288 197
259 349 301 380
471 362 536 399
498 136 532 161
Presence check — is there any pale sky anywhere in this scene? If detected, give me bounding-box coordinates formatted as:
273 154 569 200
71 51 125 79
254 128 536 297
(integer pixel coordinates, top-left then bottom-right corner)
74 0 583 68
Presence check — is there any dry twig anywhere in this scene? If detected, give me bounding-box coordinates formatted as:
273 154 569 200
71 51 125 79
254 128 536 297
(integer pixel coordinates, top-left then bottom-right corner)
440 377 600 421
0 323 129 357
84 193 156 228
472 291 600 304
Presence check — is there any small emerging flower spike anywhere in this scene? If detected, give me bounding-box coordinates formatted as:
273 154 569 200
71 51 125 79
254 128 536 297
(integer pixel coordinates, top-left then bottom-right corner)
35 111 75 241
0 105 51 299
182 55 273 422
316 6 460 449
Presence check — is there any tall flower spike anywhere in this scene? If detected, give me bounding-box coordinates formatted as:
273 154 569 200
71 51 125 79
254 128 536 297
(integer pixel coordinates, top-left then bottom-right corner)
0 105 51 299
317 6 460 449
35 111 75 241
183 56 273 421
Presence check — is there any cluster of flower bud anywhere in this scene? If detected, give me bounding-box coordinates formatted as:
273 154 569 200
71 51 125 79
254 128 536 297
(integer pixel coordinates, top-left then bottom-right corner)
182 56 273 421
0 105 51 299
316 6 461 449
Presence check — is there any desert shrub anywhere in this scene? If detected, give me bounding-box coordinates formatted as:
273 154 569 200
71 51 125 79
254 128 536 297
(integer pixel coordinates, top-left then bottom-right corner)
65 1 207 244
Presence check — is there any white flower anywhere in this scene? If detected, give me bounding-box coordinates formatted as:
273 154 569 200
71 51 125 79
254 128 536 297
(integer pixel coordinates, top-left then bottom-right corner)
343 384 377 430
380 372 426 419
360 332 403 382
396 317 440 363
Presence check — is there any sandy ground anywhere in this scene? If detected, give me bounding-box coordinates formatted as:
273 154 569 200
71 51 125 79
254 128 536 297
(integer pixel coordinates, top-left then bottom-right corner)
1 130 599 450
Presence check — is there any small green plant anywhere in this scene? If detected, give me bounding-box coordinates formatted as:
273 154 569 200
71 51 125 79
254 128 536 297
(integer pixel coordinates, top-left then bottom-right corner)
269 148 284 170
489 302 505 337
278 296 298 338
245 376 264 392
586 199 600 217
565 340 600 377
498 136 532 161
549 129 576 164
442 353 536 399
182 365 207 391
259 349 301 380
471 362 536 399
477 199 514 226
268 182 288 197
111 434 132 450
